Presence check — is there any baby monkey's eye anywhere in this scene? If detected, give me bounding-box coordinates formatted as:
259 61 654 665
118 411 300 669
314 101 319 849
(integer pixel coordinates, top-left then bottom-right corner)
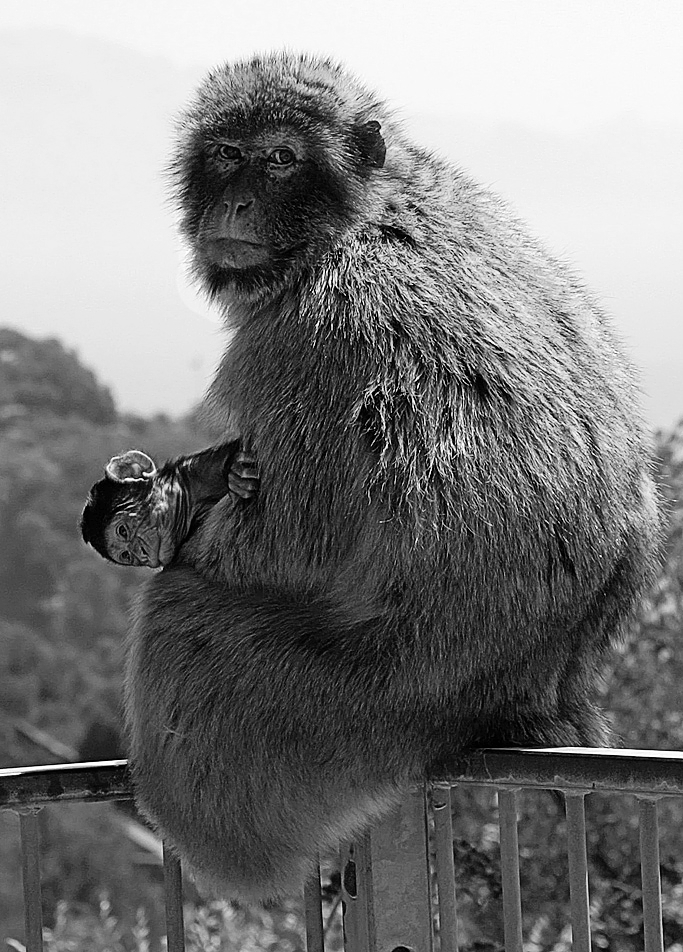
217 144 243 162
120 551 132 563
117 524 129 540
267 147 296 167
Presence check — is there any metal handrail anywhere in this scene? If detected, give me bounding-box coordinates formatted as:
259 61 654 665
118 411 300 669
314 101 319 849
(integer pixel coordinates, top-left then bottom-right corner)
3 748 683 952
447 746 683 794
0 759 131 808
4 747 683 807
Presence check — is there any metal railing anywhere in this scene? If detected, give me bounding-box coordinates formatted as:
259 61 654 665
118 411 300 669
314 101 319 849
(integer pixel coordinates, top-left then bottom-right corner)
2 748 683 952
444 748 683 952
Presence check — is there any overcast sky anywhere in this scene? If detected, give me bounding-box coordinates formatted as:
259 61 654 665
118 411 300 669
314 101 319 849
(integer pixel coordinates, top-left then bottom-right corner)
1 0 682 426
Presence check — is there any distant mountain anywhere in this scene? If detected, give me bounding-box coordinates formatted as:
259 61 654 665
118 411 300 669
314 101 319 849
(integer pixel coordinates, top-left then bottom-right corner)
0 327 116 425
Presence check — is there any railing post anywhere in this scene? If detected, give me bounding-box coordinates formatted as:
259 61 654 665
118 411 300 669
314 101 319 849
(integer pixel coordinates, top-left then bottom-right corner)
638 797 664 952
18 809 44 952
341 834 373 952
162 842 185 952
498 789 523 952
342 787 433 952
431 783 460 952
303 858 325 952
564 793 591 952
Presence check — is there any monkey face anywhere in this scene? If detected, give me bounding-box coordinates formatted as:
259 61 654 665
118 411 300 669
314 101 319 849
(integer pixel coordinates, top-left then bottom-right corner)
196 130 343 270
104 507 164 568
102 484 183 568
82 476 181 569
171 54 387 302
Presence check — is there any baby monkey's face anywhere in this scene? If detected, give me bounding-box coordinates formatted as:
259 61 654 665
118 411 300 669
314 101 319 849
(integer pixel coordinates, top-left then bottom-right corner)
104 485 178 568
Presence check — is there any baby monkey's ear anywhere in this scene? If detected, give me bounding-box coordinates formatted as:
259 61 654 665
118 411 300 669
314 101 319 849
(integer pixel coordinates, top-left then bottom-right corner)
105 450 157 483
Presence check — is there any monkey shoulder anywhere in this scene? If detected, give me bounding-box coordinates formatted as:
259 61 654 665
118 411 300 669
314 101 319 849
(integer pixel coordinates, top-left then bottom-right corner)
300 200 649 542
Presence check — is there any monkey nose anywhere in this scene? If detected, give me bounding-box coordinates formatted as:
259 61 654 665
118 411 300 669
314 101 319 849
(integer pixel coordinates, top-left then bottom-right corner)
225 199 254 217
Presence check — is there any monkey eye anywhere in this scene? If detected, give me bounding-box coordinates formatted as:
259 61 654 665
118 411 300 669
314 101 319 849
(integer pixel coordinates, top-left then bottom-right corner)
119 551 132 564
267 147 296 167
217 144 243 163
116 523 129 540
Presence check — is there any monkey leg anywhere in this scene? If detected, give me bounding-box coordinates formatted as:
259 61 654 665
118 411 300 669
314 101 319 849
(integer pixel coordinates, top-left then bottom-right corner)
125 565 417 902
459 700 612 752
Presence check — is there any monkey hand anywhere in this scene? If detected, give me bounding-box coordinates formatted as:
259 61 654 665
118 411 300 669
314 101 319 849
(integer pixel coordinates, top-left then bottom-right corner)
227 450 259 501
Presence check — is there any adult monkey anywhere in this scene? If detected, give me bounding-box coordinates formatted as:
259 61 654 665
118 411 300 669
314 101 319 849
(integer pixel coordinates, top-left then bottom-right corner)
125 53 660 901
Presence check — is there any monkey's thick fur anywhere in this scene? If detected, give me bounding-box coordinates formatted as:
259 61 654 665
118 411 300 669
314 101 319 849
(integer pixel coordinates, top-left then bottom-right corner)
125 53 661 902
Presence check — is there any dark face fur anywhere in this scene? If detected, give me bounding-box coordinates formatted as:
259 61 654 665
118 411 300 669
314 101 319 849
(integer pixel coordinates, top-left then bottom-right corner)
81 480 174 568
80 479 153 565
171 54 387 302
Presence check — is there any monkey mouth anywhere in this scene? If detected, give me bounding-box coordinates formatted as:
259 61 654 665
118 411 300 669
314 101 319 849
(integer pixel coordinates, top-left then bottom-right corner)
157 536 176 567
136 534 162 569
203 238 271 269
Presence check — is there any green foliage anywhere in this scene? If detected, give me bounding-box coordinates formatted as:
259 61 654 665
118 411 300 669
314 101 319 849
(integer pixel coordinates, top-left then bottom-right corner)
184 901 306 952
7 897 315 952
18 897 152 952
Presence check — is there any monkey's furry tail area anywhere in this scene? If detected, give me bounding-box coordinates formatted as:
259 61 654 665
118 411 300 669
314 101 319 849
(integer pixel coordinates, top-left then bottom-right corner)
164 782 408 905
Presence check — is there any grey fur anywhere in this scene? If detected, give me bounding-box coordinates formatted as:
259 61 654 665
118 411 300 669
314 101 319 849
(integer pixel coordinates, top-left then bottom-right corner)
125 52 661 902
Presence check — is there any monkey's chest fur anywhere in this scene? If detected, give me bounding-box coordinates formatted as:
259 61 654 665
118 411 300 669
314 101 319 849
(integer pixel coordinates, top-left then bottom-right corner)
194 241 655 677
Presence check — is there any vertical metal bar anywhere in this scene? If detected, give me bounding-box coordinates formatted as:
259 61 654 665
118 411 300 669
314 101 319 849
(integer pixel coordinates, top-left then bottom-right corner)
304 859 325 952
498 789 523 952
431 783 460 952
19 811 44 952
368 786 433 952
162 842 185 952
341 836 373 952
638 798 664 952
564 793 591 952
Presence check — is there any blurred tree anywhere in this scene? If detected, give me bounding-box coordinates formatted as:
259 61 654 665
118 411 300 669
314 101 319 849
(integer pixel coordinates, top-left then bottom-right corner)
0 328 214 943
0 328 116 426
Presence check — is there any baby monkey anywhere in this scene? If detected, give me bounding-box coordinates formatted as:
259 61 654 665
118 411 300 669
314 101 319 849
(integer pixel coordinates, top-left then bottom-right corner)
80 442 258 568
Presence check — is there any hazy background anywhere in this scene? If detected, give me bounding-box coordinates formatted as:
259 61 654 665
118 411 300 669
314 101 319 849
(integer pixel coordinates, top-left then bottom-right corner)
1 0 681 425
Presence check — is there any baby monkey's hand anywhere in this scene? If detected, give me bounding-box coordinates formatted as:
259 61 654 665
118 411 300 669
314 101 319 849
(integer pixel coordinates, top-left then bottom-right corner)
228 450 259 501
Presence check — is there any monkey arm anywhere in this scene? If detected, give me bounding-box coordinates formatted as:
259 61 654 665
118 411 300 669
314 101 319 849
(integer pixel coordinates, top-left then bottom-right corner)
160 441 259 508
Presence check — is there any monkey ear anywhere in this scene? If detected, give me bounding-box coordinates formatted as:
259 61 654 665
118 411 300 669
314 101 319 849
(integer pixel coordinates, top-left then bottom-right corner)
105 450 157 483
354 120 386 169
